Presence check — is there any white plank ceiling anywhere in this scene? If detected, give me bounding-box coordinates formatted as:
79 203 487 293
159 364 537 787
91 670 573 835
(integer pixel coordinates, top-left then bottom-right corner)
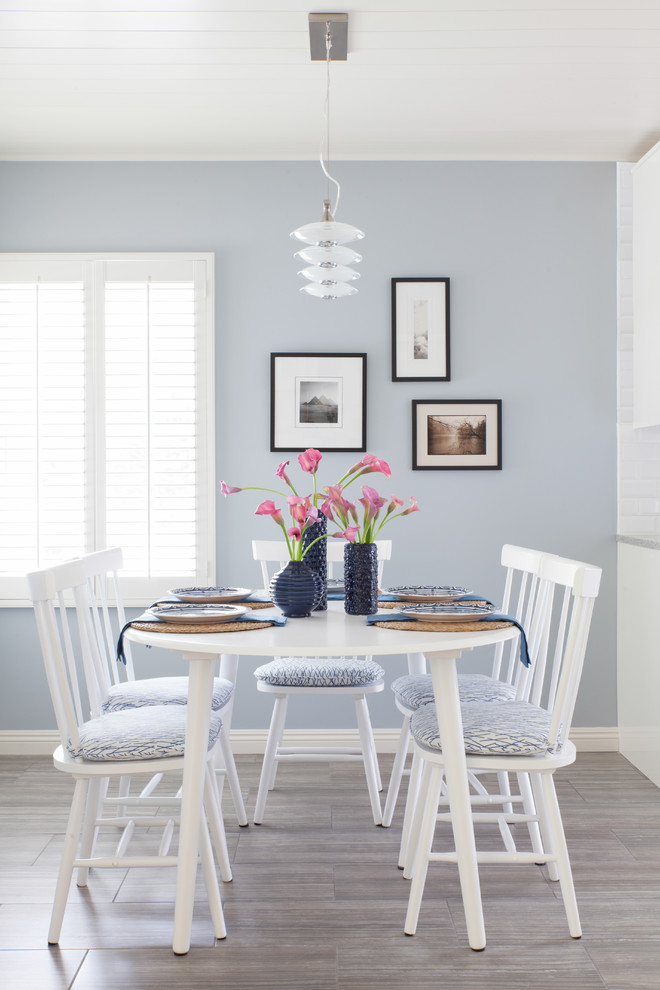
2 1 660 162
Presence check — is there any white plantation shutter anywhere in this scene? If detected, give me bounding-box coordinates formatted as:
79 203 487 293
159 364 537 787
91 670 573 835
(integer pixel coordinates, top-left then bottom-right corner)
0 254 214 604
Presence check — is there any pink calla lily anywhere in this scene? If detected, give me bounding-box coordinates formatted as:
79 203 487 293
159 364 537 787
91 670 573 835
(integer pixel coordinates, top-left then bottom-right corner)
400 496 420 516
290 502 309 525
332 526 361 543
320 498 336 520
385 495 405 516
275 460 295 490
325 484 344 501
359 454 392 479
298 448 322 474
220 481 242 496
255 500 278 515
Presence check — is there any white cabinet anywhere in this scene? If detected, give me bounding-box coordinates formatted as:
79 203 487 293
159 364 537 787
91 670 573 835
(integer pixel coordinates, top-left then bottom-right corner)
632 142 660 428
617 540 660 785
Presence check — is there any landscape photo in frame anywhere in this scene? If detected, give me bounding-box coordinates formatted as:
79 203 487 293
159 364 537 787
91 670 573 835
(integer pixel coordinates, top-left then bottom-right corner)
412 399 502 470
297 378 341 426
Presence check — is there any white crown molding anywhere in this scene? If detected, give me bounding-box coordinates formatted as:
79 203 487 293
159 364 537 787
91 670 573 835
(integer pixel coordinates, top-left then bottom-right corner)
0 727 619 756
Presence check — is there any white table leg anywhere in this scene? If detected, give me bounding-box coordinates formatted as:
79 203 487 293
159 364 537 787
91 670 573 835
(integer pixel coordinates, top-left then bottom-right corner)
215 652 249 826
218 653 239 736
173 651 216 955
426 649 486 951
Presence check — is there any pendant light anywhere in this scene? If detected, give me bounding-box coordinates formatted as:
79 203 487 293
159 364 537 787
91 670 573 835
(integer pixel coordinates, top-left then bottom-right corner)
291 13 364 299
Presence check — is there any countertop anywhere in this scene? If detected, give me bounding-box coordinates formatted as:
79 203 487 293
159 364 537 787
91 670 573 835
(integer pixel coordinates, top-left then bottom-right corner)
617 534 660 551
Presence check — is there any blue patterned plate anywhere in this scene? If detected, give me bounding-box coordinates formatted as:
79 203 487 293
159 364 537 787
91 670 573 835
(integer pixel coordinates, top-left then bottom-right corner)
386 585 472 603
169 586 252 603
148 603 250 624
399 602 496 622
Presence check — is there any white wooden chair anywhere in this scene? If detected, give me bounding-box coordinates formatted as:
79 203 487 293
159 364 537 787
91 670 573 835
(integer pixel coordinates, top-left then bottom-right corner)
78 547 248 827
251 538 392 826
384 544 547 839
402 552 602 942
27 557 230 946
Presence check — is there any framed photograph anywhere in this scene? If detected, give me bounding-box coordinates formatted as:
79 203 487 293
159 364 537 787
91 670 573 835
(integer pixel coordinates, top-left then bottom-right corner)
270 352 367 452
412 399 502 470
392 277 450 381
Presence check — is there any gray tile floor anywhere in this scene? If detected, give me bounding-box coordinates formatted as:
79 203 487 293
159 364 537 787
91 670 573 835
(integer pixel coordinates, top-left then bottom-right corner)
0 752 659 989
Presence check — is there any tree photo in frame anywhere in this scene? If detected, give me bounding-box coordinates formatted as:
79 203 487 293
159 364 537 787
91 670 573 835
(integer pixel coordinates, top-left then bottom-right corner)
392 277 450 381
412 399 502 470
270 352 367 452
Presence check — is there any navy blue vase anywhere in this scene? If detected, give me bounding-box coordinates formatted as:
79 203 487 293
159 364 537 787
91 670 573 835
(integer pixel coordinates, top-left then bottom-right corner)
269 560 323 618
301 516 327 611
343 543 379 615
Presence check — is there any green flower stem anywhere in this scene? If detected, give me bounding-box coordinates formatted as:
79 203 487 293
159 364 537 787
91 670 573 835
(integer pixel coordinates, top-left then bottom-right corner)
274 518 294 559
373 509 407 538
300 533 329 560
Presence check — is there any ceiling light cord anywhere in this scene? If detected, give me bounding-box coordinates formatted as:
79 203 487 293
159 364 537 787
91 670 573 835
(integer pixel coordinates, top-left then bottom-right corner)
289 12 364 299
319 22 341 218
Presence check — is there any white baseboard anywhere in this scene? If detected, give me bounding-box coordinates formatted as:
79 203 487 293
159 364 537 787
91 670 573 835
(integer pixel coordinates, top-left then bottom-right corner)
0 731 61 755
569 727 619 752
0 726 620 757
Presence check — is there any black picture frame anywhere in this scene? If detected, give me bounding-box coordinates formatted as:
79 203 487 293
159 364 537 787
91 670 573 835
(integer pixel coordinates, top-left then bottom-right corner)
392 277 450 382
270 352 367 452
412 399 502 470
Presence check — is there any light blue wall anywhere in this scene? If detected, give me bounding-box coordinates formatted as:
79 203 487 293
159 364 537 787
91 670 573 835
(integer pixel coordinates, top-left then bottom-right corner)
0 161 617 731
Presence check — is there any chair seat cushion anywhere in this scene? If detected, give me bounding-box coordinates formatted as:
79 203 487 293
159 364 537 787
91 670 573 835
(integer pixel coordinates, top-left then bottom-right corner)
391 673 516 711
254 656 385 688
68 705 224 762
102 676 234 713
411 700 552 756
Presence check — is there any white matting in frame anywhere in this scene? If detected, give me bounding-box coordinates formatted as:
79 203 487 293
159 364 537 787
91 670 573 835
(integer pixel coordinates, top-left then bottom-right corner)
270 353 367 452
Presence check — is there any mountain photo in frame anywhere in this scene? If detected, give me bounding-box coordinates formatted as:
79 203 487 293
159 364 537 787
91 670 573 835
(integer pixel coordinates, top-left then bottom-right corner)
270 352 367 452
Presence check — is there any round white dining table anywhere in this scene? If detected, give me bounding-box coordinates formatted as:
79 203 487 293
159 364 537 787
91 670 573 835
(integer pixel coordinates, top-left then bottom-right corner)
125 601 518 954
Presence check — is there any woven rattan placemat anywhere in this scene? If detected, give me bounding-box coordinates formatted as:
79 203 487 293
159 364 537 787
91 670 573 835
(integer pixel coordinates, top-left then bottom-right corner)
130 619 274 634
372 619 514 633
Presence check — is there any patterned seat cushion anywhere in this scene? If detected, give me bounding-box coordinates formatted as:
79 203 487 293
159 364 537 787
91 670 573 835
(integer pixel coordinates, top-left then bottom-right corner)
411 700 552 756
68 705 224 762
254 656 385 688
459 674 517 704
102 676 234 713
391 673 516 711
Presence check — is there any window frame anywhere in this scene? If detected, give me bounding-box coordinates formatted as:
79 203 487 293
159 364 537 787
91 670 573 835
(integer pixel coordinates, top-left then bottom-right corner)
0 251 216 606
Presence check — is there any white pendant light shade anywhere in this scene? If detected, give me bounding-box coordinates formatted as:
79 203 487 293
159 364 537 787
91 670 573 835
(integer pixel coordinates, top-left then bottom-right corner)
298 264 360 283
290 219 365 246
294 244 362 266
292 200 363 298
300 281 358 299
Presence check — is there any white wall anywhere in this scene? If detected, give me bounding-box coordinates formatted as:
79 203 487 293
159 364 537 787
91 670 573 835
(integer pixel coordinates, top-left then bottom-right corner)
0 161 618 733
618 163 660 536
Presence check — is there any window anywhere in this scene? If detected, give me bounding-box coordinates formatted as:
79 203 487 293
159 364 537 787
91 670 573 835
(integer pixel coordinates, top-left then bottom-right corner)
0 253 215 604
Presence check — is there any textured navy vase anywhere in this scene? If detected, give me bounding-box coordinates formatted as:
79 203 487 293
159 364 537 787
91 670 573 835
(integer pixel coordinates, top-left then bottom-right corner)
269 560 323 618
301 516 327 611
343 542 379 615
